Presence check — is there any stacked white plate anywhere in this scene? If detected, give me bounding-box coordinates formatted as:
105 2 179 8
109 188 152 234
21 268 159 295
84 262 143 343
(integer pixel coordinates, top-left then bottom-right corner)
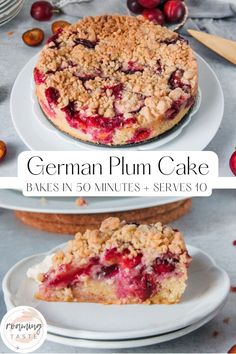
3 244 230 349
0 0 25 27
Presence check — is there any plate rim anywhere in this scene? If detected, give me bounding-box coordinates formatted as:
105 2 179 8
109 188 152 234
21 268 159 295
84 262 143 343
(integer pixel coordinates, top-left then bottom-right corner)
0 0 19 12
0 190 185 214
0 0 24 26
45 302 226 349
0 0 23 19
2 244 230 340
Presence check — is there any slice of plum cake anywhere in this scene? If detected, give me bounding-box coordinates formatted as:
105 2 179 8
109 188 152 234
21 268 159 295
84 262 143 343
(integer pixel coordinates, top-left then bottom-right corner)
34 217 191 304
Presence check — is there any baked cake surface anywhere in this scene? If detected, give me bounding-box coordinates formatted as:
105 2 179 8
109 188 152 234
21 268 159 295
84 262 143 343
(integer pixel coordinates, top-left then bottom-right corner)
34 15 198 146
34 217 191 304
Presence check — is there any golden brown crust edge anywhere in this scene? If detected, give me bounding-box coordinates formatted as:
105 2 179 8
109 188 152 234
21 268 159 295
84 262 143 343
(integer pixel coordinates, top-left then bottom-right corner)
51 217 188 268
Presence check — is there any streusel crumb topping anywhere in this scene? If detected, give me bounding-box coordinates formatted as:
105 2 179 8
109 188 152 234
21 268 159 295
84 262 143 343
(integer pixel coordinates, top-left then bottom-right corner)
52 217 187 267
36 15 197 123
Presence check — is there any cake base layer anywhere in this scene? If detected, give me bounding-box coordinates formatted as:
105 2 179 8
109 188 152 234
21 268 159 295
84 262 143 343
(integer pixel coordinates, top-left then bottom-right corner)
35 276 187 305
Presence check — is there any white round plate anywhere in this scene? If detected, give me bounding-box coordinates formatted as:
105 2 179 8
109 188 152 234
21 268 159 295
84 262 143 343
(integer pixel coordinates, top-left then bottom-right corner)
0 0 23 19
0 0 20 13
3 245 230 340
46 304 226 349
0 189 184 214
0 0 19 12
11 53 224 151
0 0 16 5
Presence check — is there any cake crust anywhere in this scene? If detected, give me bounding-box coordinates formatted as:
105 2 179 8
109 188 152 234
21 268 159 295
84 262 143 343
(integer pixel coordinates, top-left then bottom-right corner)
34 15 198 146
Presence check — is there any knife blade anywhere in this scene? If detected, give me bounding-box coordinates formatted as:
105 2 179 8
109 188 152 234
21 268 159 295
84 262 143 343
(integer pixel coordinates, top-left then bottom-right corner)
188 29 236 65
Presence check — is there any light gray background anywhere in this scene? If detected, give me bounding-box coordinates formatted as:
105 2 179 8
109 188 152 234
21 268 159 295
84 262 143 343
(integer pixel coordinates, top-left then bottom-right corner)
0 190 236 353
0 0 236 177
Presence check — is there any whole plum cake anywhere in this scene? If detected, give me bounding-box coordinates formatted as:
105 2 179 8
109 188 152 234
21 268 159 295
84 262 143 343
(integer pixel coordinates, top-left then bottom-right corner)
34 217 191 304
34 15 198 146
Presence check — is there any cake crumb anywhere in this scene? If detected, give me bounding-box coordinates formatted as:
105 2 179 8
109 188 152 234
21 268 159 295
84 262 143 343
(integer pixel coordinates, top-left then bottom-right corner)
212 330 219 338
223 317 230 324
7 31 14 36
75 197 87 207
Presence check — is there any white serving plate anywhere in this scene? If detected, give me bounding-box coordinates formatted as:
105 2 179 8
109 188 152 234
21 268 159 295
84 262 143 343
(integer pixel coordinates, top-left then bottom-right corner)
0 0 16 5
0 189 184 214
0 0 20 12
46 304 226 349
11 53 224 151
0 0 23 19
0 0 19 12
3 245 230 341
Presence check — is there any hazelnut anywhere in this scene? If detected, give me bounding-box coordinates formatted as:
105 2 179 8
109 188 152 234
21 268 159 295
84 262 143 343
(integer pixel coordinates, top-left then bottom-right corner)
0 140 7 161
